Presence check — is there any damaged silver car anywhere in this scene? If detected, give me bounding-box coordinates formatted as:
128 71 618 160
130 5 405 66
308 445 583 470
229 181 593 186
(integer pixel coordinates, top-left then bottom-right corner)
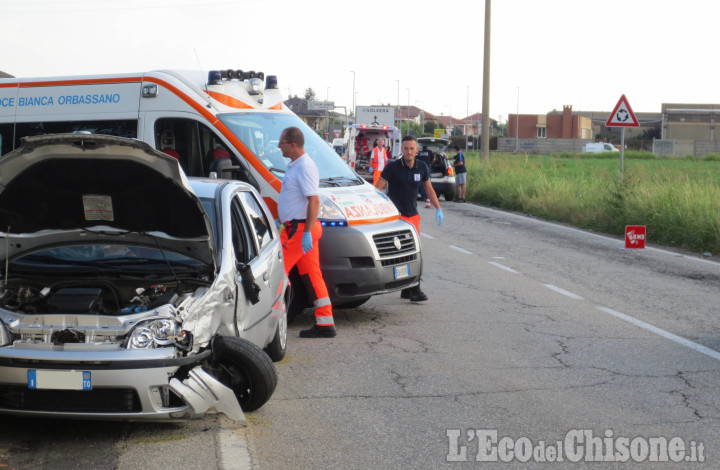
0 134 288 422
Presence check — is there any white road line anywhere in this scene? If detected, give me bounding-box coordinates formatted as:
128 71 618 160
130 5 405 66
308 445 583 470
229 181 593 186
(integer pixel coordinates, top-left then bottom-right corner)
421 233 435 239
218 424 253 470
450 245 473 255
596 306 720 362
543 284 584 300
488 261 519 274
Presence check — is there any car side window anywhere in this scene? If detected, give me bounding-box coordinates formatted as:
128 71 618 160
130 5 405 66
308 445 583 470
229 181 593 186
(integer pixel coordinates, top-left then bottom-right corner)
236 191 273 250
230 198 257 263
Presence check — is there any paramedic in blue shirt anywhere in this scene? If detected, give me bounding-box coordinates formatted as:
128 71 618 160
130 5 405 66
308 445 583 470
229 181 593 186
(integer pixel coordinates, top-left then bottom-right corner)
374 135 443 302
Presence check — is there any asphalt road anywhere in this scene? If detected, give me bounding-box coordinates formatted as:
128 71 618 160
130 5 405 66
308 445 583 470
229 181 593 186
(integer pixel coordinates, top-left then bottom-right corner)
1 201 719 469
245 201 720 469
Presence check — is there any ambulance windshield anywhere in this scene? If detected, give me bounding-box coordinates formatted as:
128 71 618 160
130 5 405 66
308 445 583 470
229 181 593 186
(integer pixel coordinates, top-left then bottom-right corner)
218 113 361 185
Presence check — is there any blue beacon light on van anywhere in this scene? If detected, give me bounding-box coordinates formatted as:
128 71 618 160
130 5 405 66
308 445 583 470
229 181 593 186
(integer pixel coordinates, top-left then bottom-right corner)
320 220 347 227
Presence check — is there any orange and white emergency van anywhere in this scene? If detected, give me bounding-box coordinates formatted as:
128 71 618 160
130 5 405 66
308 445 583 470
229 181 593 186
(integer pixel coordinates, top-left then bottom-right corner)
0 69 423 315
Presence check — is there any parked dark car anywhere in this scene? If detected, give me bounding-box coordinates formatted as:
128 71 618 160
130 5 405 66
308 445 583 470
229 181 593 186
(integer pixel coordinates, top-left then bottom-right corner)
417 137 456 201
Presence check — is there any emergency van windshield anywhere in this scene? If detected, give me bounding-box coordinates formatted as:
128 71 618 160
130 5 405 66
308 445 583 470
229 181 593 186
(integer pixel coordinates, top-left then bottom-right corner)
218 113 362 186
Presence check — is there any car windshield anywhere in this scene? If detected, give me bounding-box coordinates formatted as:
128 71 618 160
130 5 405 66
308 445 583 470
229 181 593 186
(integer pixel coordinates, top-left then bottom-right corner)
218 112 362 185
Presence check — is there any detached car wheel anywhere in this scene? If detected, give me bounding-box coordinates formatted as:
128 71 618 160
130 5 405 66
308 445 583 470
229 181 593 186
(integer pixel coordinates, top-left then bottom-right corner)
207 336 278 412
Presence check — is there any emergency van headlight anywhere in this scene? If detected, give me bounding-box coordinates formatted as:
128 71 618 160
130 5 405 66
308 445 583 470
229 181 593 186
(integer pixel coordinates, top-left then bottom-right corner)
318 195 346 222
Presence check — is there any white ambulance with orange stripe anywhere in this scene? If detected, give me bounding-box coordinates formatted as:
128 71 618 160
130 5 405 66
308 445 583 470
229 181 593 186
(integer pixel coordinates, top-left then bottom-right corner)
0 69 423 316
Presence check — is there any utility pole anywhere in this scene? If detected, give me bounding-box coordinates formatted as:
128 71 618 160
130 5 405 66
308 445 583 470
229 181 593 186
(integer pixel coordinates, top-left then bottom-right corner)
481 0 491 162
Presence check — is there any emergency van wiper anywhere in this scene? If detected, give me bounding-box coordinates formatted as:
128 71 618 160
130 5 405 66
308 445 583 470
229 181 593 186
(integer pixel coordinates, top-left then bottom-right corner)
320 176 362 187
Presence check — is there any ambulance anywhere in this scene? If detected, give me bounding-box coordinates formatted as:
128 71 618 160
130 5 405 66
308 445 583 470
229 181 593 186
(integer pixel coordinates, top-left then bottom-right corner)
0 69 423 316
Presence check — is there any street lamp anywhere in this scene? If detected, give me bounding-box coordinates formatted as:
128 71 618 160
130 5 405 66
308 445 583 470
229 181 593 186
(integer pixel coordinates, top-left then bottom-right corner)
406 88 410 135
395 79 399 131
515 86 519 153
351 71 356 121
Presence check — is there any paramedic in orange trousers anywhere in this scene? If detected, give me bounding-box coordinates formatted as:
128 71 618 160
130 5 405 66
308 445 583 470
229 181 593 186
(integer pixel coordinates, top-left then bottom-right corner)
374 135 444 302
277 127 336 338
371 138 388 186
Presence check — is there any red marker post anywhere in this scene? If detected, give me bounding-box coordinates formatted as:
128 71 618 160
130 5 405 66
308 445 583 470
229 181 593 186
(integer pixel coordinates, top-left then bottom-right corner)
625 225 646 249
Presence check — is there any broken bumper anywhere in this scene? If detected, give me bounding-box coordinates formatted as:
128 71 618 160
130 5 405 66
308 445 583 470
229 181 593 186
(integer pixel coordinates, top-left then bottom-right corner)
0 346 244 423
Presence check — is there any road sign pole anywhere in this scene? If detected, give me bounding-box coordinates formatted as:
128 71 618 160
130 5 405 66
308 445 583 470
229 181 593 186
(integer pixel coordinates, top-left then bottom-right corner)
620 127 625 180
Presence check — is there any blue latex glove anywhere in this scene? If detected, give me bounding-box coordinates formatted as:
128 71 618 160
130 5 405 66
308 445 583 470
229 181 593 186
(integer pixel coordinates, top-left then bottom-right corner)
436 209 444 227
302 232 313 254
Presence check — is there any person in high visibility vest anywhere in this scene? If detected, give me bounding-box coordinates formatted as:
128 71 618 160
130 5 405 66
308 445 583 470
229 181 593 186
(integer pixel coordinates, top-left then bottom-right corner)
276 127 336 338
371 138 388 186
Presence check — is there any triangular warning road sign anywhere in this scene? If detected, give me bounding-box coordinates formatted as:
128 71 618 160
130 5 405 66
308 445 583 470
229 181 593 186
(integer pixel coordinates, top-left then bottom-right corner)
606 94 639 127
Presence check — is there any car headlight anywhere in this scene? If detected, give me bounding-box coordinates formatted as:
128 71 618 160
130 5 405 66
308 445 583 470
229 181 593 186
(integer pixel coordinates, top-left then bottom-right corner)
127 318 183 349
318 195 346 221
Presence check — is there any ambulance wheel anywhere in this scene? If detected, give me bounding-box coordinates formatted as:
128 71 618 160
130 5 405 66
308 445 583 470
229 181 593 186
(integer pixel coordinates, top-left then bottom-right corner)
445 191 455 201
207 336 278 412
335 296 371 309
287 269 309 324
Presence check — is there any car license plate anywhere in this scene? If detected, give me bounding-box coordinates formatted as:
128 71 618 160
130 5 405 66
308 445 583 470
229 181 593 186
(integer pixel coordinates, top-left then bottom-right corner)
28 370 92 390
394 264 410 280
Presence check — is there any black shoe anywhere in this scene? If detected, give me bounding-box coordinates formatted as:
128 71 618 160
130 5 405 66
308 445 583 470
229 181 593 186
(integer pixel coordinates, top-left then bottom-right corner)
299 324 337 338
400 288 411 299
409 286 428 302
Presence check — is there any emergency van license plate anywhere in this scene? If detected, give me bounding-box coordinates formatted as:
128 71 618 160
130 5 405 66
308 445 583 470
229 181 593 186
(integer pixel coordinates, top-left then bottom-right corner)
394 264 410 280
28 370 92 390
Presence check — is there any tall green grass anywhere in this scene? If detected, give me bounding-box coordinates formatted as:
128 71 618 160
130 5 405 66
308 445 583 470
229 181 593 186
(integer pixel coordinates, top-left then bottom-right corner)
463 152 720 254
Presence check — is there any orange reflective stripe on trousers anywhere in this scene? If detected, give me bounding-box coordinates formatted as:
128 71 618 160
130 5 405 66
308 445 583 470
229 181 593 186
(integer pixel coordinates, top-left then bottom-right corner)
280 221 334 325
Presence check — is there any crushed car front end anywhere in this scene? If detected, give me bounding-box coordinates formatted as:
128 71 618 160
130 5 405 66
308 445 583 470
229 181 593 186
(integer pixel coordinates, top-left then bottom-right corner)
0 134 280 422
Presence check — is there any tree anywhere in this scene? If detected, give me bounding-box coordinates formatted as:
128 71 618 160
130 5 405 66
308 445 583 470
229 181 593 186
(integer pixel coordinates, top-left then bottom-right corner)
304 88 316 101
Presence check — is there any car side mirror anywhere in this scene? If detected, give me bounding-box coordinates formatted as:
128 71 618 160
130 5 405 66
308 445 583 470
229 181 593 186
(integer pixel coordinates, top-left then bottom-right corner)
236 262 261 305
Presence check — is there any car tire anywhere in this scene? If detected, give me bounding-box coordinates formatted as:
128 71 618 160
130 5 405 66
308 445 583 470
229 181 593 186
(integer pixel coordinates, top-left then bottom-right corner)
334 296 371 309
206 336 278 412
444 191 454 201
264 308 287 362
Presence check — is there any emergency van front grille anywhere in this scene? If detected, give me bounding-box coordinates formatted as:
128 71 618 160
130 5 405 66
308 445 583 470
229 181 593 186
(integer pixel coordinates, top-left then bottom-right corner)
372 230 416 257
380 253 418 267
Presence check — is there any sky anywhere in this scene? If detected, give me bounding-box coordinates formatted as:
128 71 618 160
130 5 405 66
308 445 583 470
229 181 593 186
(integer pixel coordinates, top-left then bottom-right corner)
2 0 718 123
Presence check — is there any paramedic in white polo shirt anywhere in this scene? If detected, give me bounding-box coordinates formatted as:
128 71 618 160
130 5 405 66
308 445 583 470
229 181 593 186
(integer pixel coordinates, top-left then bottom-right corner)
277 126 336 338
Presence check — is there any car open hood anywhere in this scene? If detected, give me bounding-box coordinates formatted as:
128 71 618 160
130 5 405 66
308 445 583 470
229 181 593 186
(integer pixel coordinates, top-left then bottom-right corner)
0 134 215 266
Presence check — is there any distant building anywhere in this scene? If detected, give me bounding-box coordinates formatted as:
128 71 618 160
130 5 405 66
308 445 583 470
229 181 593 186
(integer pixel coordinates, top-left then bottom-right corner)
508 105 592 140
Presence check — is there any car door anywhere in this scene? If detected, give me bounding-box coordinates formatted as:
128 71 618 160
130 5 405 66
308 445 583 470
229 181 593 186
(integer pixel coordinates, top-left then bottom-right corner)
230 191 282 338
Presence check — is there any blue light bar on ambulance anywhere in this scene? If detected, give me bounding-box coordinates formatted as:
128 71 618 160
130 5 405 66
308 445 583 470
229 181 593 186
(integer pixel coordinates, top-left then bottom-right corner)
320 220 348 227
208 70 222 85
